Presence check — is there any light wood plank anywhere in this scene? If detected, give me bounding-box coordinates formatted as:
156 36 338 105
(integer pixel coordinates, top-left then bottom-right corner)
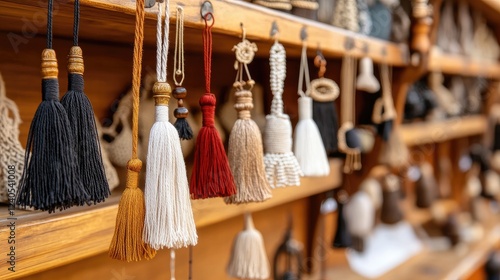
400 116 488 146
428 49 500 79
0 160 342 279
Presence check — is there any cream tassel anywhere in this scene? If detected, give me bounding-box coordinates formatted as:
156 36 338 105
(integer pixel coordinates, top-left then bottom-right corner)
294 41 330 177
143 1 197 250
264 39 302 188
225 30 272 204
227 213 270 279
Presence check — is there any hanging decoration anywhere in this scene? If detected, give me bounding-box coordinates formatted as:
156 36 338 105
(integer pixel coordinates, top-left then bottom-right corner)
332 190 353 248
172 6 194 140
61 0 110 204
264 33 302 189
227 213 270 280
338 55 362 173
108 0 156 261
190 13 237 199
16 0 89 213
380 174 403 225
344 190 375 252
143 0 197 251
294 38 330 177
375 64 409 168
225 24 272 204
273 216 304 280
310 50 340 155
333 0 359 32
0 73 25 204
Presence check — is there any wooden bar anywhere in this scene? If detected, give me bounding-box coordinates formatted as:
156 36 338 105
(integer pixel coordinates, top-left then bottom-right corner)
428 49 500 79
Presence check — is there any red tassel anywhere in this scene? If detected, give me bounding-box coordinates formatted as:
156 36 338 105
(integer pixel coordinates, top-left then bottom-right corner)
190 93 236 199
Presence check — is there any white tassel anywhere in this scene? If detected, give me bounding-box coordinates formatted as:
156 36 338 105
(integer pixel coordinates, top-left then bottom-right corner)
143 105 197 249
264 115 302 188
227 213 270 280
294 96 330 176
264 40 302 188
344 191 375 237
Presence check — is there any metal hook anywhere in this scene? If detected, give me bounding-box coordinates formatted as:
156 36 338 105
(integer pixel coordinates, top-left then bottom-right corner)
300 26 308 41
240 22 246 41
200 1 213 21
270 21 279 41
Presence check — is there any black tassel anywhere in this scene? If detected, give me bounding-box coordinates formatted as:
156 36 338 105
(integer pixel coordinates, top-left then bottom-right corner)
332 193 352 248
61 71 110 204
486 251 500 280
493 123 500 152
313 101 339 154
17 51 89 213
173 87 194 140
60 0 109 204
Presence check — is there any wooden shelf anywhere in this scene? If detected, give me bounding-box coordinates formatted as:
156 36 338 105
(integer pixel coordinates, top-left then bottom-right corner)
428 48 500 78
400 115 487 146
322 216 500 280
0 0 408 64
0 159 342 279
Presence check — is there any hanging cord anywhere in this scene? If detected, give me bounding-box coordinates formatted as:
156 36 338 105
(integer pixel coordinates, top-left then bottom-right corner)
203 13 214 93
130 0 146 159
170 249 176 280
173 6 185 86
73 0 80 46
47 0 53 49
156 1 169 82
297 41 310 97
188 246 193 280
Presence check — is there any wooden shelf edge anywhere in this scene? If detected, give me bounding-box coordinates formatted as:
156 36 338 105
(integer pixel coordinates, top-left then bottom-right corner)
400 115 487 146
428 48 500 78
0 0 408 65
0 159 342 279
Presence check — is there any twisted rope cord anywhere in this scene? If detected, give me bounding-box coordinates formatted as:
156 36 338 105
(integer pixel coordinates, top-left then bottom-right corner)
131 0 146 159
73 0 80 46
298 41 310 97
270 41 286 116
47 0 53 49
203 14 214 93
156 1 169 82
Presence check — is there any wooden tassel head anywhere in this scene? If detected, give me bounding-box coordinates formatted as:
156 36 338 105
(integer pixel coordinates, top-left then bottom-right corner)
67 46 84 75
41 49 58 79
109 159 156 261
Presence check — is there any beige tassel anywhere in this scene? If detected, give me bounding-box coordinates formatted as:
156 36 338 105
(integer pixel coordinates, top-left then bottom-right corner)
225 28 272 204
227 213 270 279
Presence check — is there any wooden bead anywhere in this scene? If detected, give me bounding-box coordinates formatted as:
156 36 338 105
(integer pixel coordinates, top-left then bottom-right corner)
41 49 58 79
153 82 171 105
68 46 84 75
174 107 189 119
173 86 187 99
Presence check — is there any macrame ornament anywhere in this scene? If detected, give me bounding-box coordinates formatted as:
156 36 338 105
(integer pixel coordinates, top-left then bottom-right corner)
0 73 25 203
380 174 403 224
273 217 304 280
225 27 272 204
294 42 330 177
375 64 409 168
291 0 319 20
344 191 375 252
356 57 379 94
253 0 293 12
16 0 89 213
61 0 109 204
415 162 437 208
368 0 392 40
143 1 197 250
190 14 236 199
227 213 270 280
338 56 362 174
108 0 156 261
428 72 461 117
333 0 359 32
264 39 302 189
332 190 352 248
356 0 377 94
310 52 340 155
437 0 461 54
172 6 193 140
360 177 382 209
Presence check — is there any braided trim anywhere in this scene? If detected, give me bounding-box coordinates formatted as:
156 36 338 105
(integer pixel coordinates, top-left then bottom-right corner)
291 0 319 9
254 1 292 11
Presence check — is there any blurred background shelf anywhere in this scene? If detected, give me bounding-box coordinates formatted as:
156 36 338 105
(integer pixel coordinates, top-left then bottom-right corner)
428 49 500 79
